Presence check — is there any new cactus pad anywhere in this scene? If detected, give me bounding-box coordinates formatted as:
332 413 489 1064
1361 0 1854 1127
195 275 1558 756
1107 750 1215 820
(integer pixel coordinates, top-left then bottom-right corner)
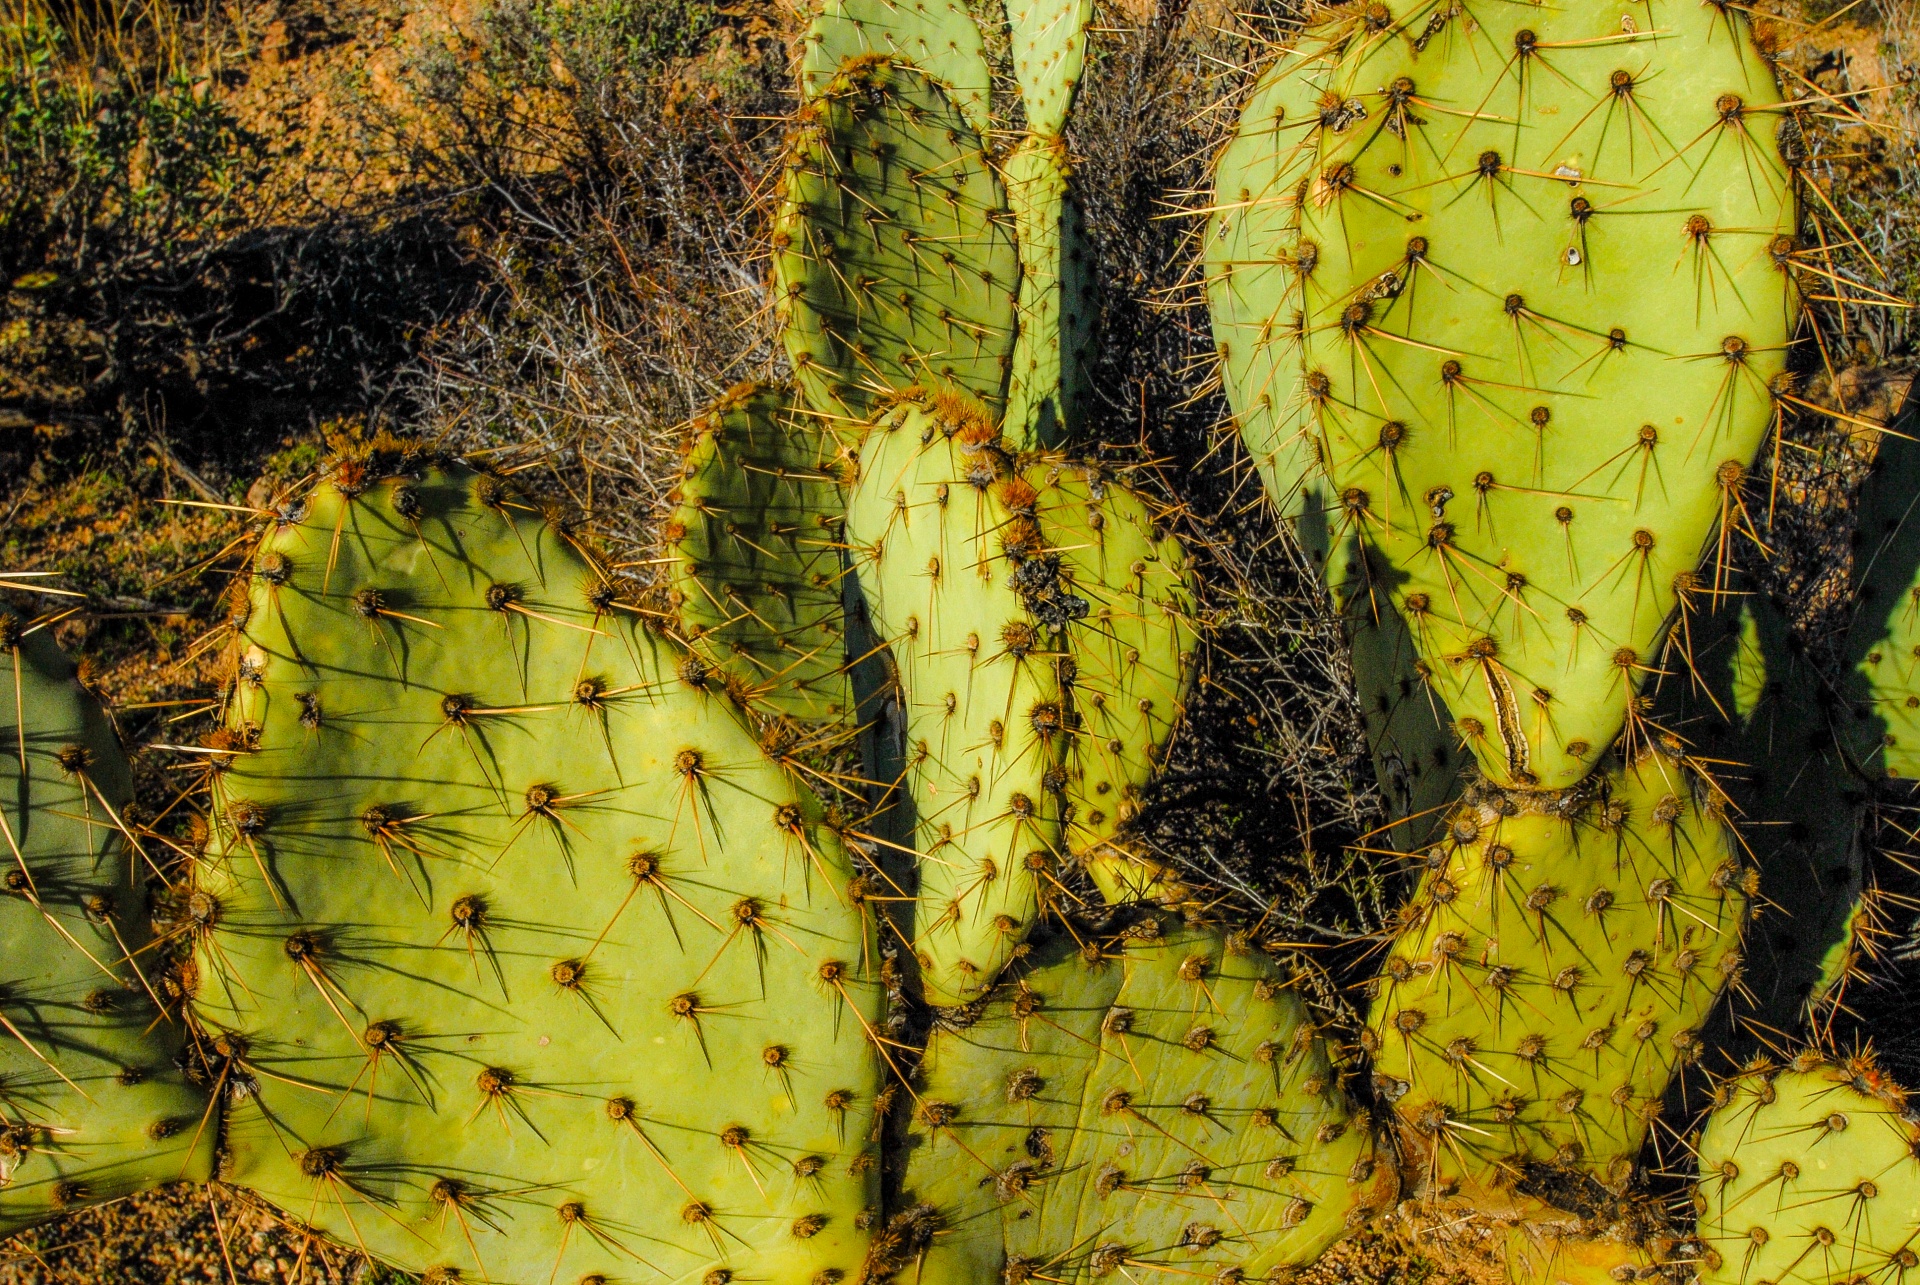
1365 751 1748 1199
670 382 858 721
0 613 213 1232
191 457 884 1283
774 57 1019 426
1695 1054 1920 1285
1209 2 1795 790
1005 0 1090 139
845 392 1069 1003
903 917 1392 1285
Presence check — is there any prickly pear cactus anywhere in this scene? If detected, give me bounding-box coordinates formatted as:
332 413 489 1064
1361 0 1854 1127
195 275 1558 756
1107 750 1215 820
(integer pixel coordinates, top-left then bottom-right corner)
1004 137 1095 451
903 917 1393 1285
1365 751 1748 1201
1210 4 1795 790
800 0 991 135
1031 459 1198 901
0 610 213 1232
775 56 1019 426
191 456 884 1283
845 391 1068 1003
669 382 857 721
1695 1054 1920 1285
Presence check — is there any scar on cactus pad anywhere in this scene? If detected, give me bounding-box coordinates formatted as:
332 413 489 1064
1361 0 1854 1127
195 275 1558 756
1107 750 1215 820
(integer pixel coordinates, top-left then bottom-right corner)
191 451 884 1284
0 609 214 1234
1208 0 1796 790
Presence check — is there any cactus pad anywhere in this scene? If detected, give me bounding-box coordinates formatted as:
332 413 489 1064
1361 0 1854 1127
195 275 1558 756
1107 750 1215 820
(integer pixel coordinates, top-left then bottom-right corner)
192 458 883 1283
801 0 991 136
775 57 1019 426
1005 0 1091 138
0 613 213 1233
1030 459 1198 901
1004 137 1095 451
1211 5 1794 789
845 393 1067 1003
1366 752 1747 1200
1695 1056 1920 1285
670 382 857 721
1206 50 1328 530
903 917 1391 1285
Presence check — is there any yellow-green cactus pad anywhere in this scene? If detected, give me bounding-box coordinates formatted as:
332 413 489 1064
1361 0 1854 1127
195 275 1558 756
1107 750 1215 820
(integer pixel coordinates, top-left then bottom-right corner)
1696 1056 1920 1285
669 382 857 721
1030 458 1198 901
1206 47 1331 528
903 917 1393 1285
845 393 1067 1004
193 459 883 1283
1365 751 1747 1199
1004 137 1095 451
775 57 1019 426
1213 4 1795 789
0 612 214 1233
1006 0 1091 138
801 0 991 135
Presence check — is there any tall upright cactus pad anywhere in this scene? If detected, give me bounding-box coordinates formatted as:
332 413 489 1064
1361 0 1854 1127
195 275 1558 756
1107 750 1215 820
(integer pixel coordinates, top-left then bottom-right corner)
193 459 884 1283
669 382 857 721
1211 5 1795 790
1005 0 1090 138
1206 52 1326 527
1842 427 1920 781
774 57 1020 426
903 918 1392 1285
845 393 1066 1004
800 0 991 136
1658 594 1864 1038
1695 1056 1920 1284
0 613 213 1233
1004 138 1095 451
1365 752 1748 1201
1031 459 1198 901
